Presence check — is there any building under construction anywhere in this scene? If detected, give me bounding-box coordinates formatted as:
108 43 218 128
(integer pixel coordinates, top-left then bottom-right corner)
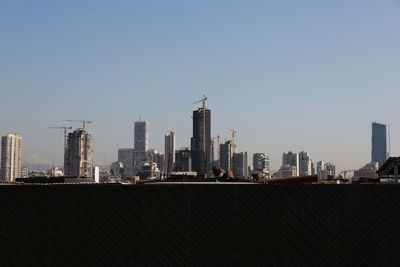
64 129 93 178
191 97 211 177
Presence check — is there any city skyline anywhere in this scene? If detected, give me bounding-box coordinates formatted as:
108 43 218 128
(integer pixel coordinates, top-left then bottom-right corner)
0 114 390 176
1 1 399 171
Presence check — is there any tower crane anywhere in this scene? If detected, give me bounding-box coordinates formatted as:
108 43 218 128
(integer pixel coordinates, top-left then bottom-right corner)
227 128 237 145
48 126 73 169
48 126 73 150
64 120 92 130
193 95 207 109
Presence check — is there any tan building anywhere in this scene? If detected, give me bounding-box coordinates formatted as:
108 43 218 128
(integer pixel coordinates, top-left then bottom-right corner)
1 133 23 182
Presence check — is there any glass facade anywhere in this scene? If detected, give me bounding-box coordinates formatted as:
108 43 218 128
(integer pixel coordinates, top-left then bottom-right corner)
372 122 389 167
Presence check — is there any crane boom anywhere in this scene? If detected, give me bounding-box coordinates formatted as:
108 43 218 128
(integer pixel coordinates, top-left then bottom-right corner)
64 120 92 130
193 95 207 109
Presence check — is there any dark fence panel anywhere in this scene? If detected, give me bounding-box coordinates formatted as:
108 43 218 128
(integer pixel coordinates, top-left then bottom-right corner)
1 184 400 266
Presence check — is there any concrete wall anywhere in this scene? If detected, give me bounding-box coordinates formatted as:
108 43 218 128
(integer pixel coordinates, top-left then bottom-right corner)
1 184 400 266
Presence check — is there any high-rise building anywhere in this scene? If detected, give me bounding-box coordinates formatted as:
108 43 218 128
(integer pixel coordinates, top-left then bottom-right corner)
299 151 312 176
220 140 236 172
118 148 135 176
277 165 298 178
175 148 192 172
64 129 93 178
147 149 164 173
135 120 149 152
317 161 336 179
317 161 325 179
372 122 389 167
233 152 248 178
210 138 220 167
325 163 336 179
155 152 164 173
164 131 176 173
282 151 299 176
1 133 22 182
311 162 316 176
133 150 147 168
93 166 100 183
191 107 211 177
253 153 270 174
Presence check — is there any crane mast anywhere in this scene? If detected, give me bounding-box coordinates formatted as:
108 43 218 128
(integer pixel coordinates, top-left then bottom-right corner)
227 128 237 147
48 126 73 170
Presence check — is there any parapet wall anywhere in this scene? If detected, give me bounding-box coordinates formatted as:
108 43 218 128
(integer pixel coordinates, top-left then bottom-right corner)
1 184 400 266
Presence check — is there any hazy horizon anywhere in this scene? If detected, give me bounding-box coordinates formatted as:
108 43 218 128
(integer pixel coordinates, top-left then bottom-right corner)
1 1 399 171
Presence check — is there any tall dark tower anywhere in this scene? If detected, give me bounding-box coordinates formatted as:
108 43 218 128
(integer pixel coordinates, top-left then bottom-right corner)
372 122 389 167
191 96 211 177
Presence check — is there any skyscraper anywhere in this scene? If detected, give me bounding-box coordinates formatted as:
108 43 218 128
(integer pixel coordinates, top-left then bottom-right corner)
135 120 149 152
233 152 248 178
220 140 236 172
64 129 93 178
165 131 176 173
372 122 389 167
1 133 22 182
191 107 211 177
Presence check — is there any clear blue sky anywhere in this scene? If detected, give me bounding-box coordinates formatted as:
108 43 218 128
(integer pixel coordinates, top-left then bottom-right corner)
1 0 399 171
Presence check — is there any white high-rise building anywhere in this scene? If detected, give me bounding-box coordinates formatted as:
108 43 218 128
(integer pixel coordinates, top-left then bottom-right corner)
282 151 299 176
299 151 312 176
1 133 22 182
134 120 149 152
253 153 270 174
93 166 100 183
164 131 176 173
